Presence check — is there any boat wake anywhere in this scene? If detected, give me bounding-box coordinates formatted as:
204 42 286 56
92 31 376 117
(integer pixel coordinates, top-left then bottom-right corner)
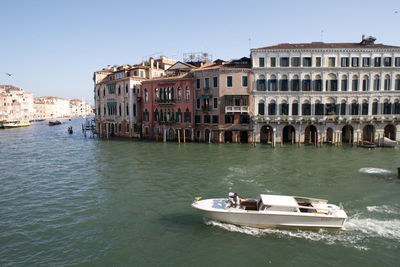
358 167 394 176
205 211 400 251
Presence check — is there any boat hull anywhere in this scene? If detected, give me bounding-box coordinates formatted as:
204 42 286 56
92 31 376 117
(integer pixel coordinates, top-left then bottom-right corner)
192 199 346 229
3 121 30 128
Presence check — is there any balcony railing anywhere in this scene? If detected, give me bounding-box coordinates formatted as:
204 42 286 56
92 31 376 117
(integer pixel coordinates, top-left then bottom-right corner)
255 114 399 123
106 94 116 99
225 106 249 113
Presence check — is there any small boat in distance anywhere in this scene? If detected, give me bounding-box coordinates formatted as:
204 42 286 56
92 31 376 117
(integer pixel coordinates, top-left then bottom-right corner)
49 120 62 126
192 193 347 229
68 126 73 134
358 140 376 148
2 121 30 128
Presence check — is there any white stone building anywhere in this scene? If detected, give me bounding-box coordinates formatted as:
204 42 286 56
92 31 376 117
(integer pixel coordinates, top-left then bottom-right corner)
251 36 400 144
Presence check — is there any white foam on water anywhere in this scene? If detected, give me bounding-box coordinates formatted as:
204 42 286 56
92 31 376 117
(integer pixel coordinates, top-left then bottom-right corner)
205 219 368 251
358 167 393 176
366 205 400 215
344 216 400 240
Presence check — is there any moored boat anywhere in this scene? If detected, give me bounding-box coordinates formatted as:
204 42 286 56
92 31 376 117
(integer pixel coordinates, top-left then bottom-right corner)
192 193 347 229
358 140 376 148
379 137 397 147
49 120 62 126
2 121 30 128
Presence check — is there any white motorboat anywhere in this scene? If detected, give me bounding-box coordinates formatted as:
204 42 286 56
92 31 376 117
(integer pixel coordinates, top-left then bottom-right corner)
379 137 397 147
192 193 347 229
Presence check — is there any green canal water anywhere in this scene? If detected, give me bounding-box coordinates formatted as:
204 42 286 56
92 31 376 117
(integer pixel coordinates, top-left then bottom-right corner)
1 118 400 266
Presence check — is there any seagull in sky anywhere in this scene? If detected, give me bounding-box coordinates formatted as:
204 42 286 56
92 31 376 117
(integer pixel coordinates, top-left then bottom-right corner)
5 73 13 76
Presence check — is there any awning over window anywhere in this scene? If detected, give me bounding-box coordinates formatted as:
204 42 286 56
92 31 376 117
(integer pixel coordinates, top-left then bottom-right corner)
107 83 116 87
107 102 117 107
200 95 211 99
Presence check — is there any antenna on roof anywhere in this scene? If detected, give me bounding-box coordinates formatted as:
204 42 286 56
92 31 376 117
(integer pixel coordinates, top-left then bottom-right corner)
321 30 324 42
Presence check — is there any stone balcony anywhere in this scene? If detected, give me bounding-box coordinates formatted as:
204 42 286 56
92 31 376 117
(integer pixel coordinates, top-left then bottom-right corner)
225 106 249 113
255 114 400 124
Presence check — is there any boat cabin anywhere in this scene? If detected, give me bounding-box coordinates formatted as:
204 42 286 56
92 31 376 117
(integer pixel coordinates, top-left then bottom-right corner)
238 194 328 213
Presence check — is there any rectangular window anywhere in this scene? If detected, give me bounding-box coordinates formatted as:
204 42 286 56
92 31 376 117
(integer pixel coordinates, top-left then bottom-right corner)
240 115 250 124
195 115 201 124
213 98 218 109
270 57 276 67
291 57 300 67
225 115 234 124
133 104 136 117
374 57 381 67
363 57 370 67
328 57 336 67
242 76 248 87
352 57 359 67
303 57 312 67
204 78 210 89
196 99 200 109
280 57 289 67
204 115 211 124
196 79 200 89
316 57 321 67
213 77 218 87
259 57 265 67
395 57 400 67
341 57 349 67
341 79 348 91
227 76 233 87
384 57 392 67
212 115 219 124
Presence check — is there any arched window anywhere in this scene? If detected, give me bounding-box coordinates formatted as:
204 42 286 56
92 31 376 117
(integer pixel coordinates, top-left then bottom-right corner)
280 101 289 115
362 100 368 115
257 75 266 91
341 75 348 91
125 84 128 94
383 99 392 114
362 75 369 91
292 101 298 115
302 101 311 115
291 75 300 91
302 75 311 91
258 101 265 115
395 75 400 90
268 75 277 91
185 86 190 101
315 100 324 115
394 100 400 114
352 75 359 91
268 101 276 115
144 88 148 103
97 88 100 97
372 100 378 115
154 88 159 102
118 104 121 116
340 101 347 115
177 87 182 101
280 75 288 91
326 73 337 91
103 88 106 96
373 75 380 91
351 101 359 115
384 75 391 91
154 109 159 121
126 104 129 116
314 75 322 91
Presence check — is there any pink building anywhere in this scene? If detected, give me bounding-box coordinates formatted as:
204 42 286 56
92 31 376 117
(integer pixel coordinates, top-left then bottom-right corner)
141 69 195 141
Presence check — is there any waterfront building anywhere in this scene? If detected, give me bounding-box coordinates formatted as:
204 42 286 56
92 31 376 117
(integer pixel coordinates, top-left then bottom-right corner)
140 61 196 141
0 85 33 122
69 99 94 117
193 58 253 143
93 56 176 138
251 36 400 144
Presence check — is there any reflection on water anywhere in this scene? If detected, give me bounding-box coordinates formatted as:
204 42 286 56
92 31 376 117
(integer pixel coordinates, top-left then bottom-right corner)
0 118 400 265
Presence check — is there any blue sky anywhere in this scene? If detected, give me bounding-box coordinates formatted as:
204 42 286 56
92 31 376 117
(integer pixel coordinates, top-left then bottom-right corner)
1 0 399 103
